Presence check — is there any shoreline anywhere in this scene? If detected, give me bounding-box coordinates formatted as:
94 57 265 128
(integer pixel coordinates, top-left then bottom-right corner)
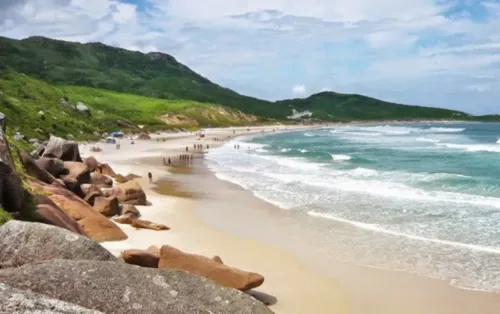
82 124 500 314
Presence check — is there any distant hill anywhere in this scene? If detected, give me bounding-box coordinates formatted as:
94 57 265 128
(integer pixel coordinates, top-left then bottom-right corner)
0 35 478 122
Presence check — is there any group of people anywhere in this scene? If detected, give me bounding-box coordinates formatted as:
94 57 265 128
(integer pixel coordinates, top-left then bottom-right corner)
233 144 240 149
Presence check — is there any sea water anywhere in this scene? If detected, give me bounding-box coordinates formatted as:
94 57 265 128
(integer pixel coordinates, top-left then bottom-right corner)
205 122 500 292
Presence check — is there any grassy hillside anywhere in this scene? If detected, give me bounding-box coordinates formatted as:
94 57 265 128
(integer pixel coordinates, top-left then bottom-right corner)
0 35 479 122
277 92 470 121
0 70 257 142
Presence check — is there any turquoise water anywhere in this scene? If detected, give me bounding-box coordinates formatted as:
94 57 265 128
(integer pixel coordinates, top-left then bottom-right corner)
206 122 500 292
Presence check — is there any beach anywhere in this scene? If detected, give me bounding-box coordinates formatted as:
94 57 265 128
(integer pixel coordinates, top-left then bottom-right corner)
81 124 500 314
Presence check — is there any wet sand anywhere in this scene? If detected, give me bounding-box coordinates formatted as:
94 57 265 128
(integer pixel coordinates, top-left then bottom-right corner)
82 125 500 314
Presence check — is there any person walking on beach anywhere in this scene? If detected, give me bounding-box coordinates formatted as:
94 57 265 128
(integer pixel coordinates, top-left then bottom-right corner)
148 172 153 183
168 157 171 165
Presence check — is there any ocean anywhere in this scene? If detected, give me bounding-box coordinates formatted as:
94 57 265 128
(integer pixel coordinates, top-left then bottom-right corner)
205 122 500 292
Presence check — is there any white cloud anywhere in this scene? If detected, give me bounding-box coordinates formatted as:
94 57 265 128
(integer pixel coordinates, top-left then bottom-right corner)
292 84 307 96
467 84 490 93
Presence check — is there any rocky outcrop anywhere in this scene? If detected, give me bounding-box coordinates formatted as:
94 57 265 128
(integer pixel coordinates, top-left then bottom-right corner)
90 172 112 187
0 113 25 213
83 185 103 206
41 135 82 162
35 157 65 177
121 249 159 268
114 174 128 183
103 180 147 206
18 150 60 186
62 161 91 185
131 219 169 231
93 196 120 217
159 245 265 291
96 163 116 177
35 204 85 235
29 180 127 242
0 259 273 314
83 156 99 172
0 283 103 314
0 221 116 268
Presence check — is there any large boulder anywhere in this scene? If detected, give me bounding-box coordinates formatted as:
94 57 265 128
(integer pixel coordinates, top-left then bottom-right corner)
35 157 65 177
0 283 103 314
121 249 159 268
103 180 147 206
83 156 99 172
93 196 120 217
90 172 113 187
83 185 104 206
96 163 116 177
0 221 116 268
18 150 60 186
35 203 85 235
62 162 91 185
159 245 265 291
42 136 82 162
0 260 273 314
29 180 127 242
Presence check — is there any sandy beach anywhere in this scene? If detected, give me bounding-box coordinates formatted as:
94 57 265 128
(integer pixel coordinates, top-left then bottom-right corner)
81 125 500 314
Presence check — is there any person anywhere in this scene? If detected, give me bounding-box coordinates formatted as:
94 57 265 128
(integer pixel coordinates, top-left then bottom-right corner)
148 172 153 183
163 157 166 165
168 157 171 165
206 144 209 150
185 146 189 152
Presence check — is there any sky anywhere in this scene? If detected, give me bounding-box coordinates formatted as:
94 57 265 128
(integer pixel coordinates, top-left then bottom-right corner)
0 0 499 114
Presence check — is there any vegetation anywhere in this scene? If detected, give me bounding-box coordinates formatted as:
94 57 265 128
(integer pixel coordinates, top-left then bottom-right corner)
0 206 12 226
0 35 484 122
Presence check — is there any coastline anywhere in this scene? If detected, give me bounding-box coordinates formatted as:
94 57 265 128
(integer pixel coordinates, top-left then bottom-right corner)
82 124 500 314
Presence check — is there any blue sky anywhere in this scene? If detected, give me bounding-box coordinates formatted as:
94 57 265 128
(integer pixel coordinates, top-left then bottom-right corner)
0 0 499 114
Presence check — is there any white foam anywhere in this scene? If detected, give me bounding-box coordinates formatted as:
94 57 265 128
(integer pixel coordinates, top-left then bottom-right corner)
304 132 315 137
331 154 351 161
307 211 500 254
437 143 500 153
416 137 441 143
427 127 465 133
496 138 500 144
281 148 292 152
299 149 309 153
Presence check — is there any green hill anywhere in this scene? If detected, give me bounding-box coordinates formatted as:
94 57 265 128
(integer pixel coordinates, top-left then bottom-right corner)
0 35 479 124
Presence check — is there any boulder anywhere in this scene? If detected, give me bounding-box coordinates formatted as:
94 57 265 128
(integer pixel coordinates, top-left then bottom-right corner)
62 176 85 198
84 190 103 206
96 163 116 177
121 204 140 217
0 221 116 268
114 174 128 183
90 172 112 187
125 173 142 181
35 157 65 177
103 180 147 206
93 196 120 217
159 245 265 291
42 135 82 162
131 219 169 231
35 204 85 235
137 133 151 140
18 150 59 185
146 245 160 256
62 162 91 185
112 214 136 224
83 156 99 172
121 249 159 268
213 255 224 264
0 283 103 314
0 260 273 314
77 216 127 242
29 180 127 242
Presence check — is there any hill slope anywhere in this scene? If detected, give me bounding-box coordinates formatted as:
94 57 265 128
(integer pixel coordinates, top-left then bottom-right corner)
0 35 475 121
0 70 257 141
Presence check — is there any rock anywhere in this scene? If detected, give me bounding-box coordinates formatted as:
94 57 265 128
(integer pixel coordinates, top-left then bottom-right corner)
0 260 273 314
146 245 160 256
114 174 128 183
84 190 103 206
125 173 142 181
90 172 112 187
103 180 147 206
77 216 127 242
0 221 116 268
159 245 265 291
131 219 169 231
18 150 59 185
121 249 159 268
0 283 103 314
35 157 65 177
96 163 116 177
0 115 25 213
62 176 85 198
213 256 224 264
137 133 151 140
121 204 140 217
42 135 82 162
112 214 136 224
35 204 85 235
93 196 120 217
83 156 99 172
29 180 127 242
62 162 91 185
75 102 89 113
